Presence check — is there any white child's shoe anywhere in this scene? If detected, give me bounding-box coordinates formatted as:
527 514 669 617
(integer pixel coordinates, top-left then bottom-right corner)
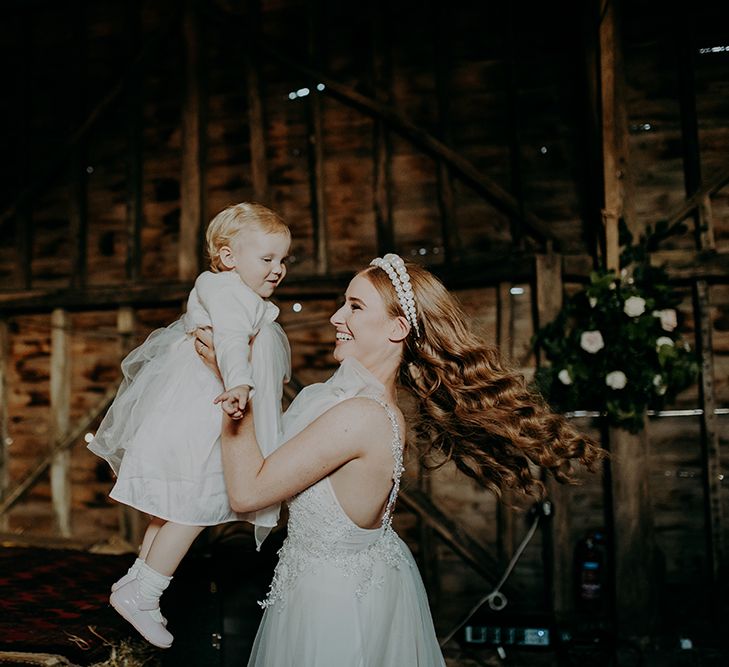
110 578 173 648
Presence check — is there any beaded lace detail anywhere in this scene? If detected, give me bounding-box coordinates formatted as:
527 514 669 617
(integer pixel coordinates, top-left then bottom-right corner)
259 395 408 610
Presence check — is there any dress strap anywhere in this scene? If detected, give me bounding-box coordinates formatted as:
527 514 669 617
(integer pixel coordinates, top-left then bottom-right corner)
360 395 405 529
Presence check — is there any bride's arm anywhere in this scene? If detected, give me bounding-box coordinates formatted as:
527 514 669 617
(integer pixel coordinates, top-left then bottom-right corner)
220 397 392 512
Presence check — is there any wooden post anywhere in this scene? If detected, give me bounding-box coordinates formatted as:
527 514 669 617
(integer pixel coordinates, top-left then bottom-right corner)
676 10 725 618
69 0 88 290
306 0 328 274
0 319 9 531
180 0 206 281
496 284 516 566
432 0 460 263
599 0 635 272
50 309 72 536
245 0 268 205
599 0 657 638
371 0 394 257
15 12 32 289
535 253 571 620
116 307 142 545
506 3 525 250
126 0 143 283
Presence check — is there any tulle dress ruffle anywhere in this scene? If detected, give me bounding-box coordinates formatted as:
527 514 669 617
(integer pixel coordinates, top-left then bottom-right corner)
89 272 290 547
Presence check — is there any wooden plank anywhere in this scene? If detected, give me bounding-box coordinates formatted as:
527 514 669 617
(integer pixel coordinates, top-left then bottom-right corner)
432 0 459 263
125 0 143 282
399 487 518 593
14 11 33 290
0 20 174 231
600 0 623 272
0 386 118 518
677 6 725 618
496 283 516 569
260 43 556 246
599 0 656 638
693 281 725 611
506 3 525 249
245 0 268 204
371 0 394 256
0 319 8 531
607 422 658 637
664 164 729 229
306 0 328 273
2 248 728 315
69 0 88 289
535 254 571 620
50 309 72 536
179 0 206 281
116 307 142 545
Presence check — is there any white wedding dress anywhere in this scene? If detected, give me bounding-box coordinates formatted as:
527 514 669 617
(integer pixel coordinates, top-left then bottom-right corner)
248 358 445 666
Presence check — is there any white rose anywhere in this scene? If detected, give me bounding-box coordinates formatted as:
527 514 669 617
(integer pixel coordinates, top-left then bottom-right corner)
653 374 667 396
558 369 572 385
656 336 674 349
605 370 627 390
624 296 646 317
580 330 605 354
589 297 597 308
652 308 677 332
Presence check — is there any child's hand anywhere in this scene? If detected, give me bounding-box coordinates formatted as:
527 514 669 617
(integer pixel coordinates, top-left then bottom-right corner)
214 384 250 419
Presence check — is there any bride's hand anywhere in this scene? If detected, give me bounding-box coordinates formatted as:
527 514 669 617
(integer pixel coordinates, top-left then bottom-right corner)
194 327 222 381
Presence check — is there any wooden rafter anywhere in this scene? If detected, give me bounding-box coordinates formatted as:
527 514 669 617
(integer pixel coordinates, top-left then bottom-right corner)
259 43 557 247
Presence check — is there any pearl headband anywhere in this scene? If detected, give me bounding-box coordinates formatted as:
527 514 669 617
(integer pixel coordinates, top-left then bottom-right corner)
369 253 420 338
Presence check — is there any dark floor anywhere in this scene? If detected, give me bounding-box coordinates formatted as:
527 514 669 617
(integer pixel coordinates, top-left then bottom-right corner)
1 535 727 667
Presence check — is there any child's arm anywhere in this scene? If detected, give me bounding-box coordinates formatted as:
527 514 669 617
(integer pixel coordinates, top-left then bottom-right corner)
194 273 266 394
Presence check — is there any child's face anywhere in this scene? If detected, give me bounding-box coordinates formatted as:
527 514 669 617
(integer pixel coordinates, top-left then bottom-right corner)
228 228 290 298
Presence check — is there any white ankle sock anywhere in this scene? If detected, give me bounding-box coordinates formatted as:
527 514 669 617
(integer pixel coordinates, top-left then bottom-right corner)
137 562 172 604
129 557 144 578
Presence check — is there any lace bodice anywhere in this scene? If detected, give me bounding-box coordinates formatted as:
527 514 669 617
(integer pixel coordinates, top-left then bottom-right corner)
260 395 409 609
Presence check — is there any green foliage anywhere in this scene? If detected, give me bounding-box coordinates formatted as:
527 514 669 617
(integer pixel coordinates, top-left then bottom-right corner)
533 222 698 432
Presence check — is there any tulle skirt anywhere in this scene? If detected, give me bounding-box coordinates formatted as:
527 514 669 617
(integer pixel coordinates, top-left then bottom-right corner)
89 319 289 532
247 537 446 667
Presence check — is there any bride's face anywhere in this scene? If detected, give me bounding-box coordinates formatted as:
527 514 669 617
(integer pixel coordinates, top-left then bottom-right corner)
329 274 398 366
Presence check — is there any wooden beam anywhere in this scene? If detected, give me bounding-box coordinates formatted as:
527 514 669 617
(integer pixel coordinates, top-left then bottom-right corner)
306 0 328 274
245 0 268 204
371 0 395 256
599 0 633 271
432 0 460 263
69 1 88 290
259 43 556 246
693 281 725 614
599 0 657 639
125 0 144 283
535 253 572 620
496 284 516 570
506 2 525 249
664 164 729 230
399 487 518 593
179 0 206 281
677 10 725 619
0 20 174 231
50 309 72 536
116 307 143 545
0 385 118 519
0 319 8 531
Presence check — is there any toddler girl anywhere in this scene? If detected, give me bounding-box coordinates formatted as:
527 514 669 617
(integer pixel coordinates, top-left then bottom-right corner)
88 203 291 648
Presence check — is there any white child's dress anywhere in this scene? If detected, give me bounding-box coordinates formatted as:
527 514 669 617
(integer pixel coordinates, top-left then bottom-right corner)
89 271 291 547
247 358 445 666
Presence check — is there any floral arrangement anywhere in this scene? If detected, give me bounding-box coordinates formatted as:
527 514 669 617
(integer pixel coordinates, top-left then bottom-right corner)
534 222 698 432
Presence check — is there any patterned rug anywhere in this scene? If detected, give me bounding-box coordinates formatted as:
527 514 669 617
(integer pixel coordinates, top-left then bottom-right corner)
0 546 140 665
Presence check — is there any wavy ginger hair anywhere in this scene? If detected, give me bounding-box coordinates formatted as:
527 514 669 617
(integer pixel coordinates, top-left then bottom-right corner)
360 262 603 498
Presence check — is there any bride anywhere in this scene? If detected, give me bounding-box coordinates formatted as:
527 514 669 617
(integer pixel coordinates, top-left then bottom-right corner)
198 254 600 666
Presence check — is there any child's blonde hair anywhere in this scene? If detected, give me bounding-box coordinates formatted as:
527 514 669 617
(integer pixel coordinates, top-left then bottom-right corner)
205 202 290 272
